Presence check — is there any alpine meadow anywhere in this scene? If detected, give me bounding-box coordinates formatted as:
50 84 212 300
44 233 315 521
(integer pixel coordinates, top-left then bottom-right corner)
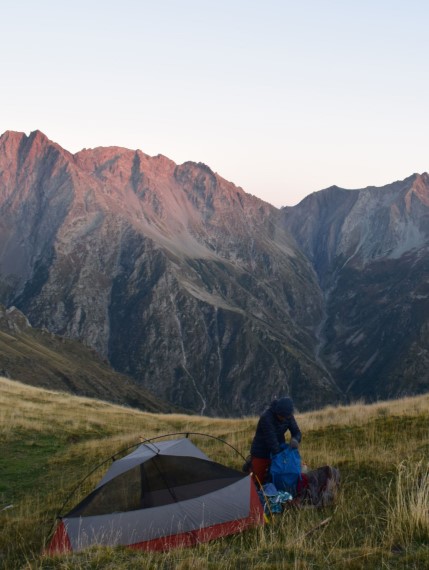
1 376 429 569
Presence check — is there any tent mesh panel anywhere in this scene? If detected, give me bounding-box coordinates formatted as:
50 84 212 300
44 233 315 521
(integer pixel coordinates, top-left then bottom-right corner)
66 455 245 517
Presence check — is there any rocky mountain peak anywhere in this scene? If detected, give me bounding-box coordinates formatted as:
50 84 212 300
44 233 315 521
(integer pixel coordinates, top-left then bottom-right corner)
0 130 332 415
283 173 429 278
0 130 26 147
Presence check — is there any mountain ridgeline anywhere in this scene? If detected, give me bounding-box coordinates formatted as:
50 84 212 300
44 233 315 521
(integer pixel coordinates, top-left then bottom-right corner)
0 130 428 415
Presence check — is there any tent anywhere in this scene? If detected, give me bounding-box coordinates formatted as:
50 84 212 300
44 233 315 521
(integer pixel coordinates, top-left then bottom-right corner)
47 437 264 553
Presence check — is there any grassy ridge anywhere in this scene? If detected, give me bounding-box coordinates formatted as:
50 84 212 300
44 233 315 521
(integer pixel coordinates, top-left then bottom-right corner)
0 307 177 414
1 376 429 569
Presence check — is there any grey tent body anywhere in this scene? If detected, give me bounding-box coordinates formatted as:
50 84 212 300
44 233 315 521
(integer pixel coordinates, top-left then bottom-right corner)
47 438 264 553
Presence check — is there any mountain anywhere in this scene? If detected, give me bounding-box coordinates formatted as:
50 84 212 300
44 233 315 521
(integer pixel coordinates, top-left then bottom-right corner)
0 130 340 416
282 175 429 401
0 303 176 412
2 129 428 414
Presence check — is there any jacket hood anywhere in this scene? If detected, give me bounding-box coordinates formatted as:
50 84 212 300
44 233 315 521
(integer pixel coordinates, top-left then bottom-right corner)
271 397 294 416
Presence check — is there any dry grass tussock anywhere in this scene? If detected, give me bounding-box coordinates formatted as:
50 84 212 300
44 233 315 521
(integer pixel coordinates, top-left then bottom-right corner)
1 375 429 569
386 459 429 549
296 393 429 431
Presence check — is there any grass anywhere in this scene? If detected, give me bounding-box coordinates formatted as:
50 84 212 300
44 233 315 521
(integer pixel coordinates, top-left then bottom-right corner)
386 460 429 551
1 376 429 569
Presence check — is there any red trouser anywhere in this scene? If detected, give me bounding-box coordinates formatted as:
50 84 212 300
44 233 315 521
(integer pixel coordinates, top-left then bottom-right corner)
251 457 271 486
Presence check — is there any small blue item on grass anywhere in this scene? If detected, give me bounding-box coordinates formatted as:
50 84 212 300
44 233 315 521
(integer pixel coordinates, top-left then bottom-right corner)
257 483 293 514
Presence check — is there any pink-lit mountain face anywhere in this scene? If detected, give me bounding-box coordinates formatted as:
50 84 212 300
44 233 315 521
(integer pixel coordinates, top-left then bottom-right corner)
0 131 339 416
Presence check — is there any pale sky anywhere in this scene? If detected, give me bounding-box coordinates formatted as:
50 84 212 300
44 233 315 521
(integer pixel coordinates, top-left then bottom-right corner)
1 1 429 207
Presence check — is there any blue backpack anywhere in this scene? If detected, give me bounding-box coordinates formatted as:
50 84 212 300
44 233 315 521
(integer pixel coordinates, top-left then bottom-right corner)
270 445 302 495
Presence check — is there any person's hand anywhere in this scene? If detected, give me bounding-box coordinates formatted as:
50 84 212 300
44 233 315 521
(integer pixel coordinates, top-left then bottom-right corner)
290 438 299 449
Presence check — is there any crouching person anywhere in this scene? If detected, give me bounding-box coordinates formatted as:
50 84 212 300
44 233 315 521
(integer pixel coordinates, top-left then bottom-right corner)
250 397 301 486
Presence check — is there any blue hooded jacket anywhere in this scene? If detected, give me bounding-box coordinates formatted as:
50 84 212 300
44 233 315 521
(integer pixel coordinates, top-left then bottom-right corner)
250 398 302 459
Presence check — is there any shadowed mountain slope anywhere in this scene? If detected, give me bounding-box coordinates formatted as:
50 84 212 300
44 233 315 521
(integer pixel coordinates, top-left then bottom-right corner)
282 175 429 401
0 304 178 413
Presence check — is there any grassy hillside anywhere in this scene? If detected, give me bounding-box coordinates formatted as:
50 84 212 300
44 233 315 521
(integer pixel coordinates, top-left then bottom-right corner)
1 376 429 569
0 305 178 413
